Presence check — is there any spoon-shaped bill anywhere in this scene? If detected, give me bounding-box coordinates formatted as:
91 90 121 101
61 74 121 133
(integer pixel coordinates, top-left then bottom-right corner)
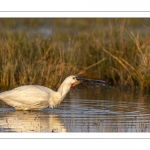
76 77 106 86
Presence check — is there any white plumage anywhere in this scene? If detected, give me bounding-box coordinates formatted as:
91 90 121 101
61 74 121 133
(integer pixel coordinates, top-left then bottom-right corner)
0 75 80 110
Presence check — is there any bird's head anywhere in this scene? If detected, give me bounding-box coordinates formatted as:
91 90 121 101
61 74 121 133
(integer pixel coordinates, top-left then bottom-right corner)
57 75 106 99
63 75 106 89
63 75 81 88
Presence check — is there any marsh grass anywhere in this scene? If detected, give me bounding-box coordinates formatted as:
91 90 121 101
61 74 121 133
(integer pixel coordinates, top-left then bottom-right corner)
0 19 150 91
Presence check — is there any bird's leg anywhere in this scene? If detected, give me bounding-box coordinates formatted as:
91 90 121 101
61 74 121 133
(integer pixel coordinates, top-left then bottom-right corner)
55 104 60 109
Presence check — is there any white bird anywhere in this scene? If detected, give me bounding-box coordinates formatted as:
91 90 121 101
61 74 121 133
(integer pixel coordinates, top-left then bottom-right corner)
0 75 106 111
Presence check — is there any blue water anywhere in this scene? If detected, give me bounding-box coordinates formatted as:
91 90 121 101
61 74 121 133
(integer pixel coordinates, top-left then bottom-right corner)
1 87 150 132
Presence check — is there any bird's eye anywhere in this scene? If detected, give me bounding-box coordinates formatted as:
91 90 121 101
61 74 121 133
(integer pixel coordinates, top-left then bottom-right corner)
73 77 75 80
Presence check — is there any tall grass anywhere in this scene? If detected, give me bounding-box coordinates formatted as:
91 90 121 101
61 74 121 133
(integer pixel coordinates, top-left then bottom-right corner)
0 19 150 91
0 31 79 90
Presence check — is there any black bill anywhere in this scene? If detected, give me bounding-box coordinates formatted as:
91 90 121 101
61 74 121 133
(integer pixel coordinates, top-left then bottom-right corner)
76 77 106 86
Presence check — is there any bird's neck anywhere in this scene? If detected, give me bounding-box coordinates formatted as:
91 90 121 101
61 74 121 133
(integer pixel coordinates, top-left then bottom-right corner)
49 83 71 109
57 82 71 99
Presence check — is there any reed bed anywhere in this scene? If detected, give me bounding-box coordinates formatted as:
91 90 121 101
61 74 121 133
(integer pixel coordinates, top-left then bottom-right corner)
0 18 150 91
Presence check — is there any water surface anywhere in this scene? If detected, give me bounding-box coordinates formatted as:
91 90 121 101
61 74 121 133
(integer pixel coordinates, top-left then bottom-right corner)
0 87 150 132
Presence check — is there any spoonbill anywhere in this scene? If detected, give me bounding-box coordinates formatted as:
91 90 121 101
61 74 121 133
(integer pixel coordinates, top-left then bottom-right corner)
0 75 106 110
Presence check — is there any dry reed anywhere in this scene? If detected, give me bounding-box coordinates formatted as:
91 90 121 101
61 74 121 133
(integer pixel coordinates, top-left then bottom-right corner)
0 18 150 91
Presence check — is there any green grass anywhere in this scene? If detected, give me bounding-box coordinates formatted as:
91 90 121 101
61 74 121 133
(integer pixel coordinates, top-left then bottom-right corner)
0 18 150 91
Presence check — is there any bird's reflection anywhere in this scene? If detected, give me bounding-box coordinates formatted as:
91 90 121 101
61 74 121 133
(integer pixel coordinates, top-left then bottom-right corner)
0 110 67 132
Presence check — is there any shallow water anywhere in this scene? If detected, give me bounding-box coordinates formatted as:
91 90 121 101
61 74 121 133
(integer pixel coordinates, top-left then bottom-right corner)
1 87 150 132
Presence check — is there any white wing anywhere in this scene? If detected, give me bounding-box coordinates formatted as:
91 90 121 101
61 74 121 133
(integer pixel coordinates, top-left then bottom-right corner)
0 85 51 105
